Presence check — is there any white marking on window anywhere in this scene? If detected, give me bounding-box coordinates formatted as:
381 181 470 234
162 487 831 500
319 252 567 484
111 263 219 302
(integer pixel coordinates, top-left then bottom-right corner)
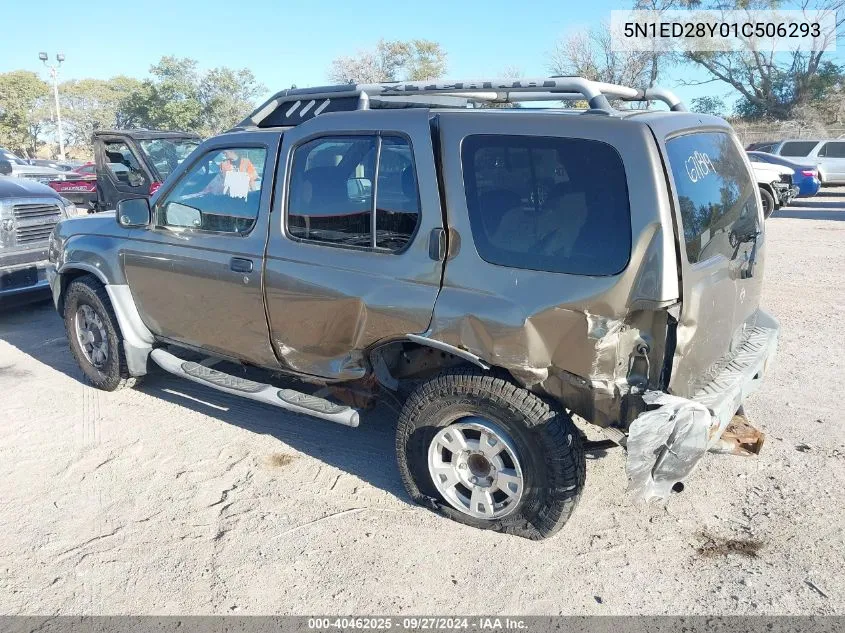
285 101 302 117
300 100 316 117
314 99 330 115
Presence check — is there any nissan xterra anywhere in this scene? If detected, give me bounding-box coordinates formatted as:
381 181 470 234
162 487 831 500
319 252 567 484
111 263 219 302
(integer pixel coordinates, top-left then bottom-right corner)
47 77 779 539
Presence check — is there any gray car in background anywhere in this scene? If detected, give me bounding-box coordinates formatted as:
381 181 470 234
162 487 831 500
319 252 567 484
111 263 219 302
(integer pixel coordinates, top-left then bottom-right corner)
766 139 845 185
0 148 67 184
0 174 71 302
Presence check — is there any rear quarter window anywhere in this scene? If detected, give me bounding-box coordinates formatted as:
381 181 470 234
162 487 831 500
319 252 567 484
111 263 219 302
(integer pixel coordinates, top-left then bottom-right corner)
666 131 760 264
819 142 845 158
461 135 631 276
780 141 818 157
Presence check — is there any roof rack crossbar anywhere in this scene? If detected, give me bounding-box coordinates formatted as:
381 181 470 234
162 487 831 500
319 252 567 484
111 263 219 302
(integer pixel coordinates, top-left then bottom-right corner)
236 77 687 128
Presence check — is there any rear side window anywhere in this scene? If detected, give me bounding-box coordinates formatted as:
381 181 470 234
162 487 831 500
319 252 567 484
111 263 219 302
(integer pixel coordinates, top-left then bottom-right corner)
461 135 631 276
819 142 845 158
287 135 420 251
780 141 818 157
666 132 759 264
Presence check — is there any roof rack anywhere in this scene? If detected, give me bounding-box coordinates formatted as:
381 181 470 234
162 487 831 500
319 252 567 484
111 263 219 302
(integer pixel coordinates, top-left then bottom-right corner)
235 77 687 129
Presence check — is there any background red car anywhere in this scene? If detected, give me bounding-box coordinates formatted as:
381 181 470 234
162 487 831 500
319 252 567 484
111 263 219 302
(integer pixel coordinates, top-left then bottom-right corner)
47 162 97 212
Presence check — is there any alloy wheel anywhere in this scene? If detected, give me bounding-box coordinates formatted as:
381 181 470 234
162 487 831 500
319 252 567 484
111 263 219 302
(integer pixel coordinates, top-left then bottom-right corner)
74 304 109 368
427 417 524 519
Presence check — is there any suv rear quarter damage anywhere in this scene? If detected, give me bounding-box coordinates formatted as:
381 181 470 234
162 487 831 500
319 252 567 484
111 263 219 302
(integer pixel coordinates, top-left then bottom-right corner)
423 248 675 430
424 112 681 430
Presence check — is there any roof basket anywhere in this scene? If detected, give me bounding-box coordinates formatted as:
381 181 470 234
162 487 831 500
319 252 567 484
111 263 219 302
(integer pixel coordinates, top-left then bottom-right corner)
235 77 687 129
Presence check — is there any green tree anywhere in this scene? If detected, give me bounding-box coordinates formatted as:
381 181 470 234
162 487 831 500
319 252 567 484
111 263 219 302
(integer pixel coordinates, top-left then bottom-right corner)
327 39 447 83
60 76 144 148
199 67 265 135
127 57 204 131
690 95 726 117
125 57 264 135
0 71 50 156
682 0 845 120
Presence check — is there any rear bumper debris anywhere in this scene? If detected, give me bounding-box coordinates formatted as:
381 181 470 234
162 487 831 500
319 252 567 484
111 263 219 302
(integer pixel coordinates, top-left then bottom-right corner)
626 310 778 500
626 392 714 501
709 409 765 456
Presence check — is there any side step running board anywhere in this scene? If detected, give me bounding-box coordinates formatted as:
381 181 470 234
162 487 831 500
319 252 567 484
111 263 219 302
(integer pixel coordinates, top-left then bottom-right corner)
150 348 360 427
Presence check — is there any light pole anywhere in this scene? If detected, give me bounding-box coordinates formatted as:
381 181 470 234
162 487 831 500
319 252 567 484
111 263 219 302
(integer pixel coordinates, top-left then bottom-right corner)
39 52 65 161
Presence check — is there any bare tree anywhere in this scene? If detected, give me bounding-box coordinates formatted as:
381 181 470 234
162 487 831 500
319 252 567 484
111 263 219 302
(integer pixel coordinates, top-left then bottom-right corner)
548 22 655 88
634 0 684 86
328 39 447 84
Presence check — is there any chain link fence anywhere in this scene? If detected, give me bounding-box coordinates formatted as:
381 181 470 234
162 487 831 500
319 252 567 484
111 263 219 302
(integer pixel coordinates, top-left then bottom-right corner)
731 120 845 147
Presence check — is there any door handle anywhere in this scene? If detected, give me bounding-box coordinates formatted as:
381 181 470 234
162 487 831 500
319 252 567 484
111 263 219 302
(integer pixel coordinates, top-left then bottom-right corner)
230 257 254 273
428 228 446 261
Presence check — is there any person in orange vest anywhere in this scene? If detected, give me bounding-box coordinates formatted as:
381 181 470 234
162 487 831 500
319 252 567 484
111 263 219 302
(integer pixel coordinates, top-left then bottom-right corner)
220 149 258 190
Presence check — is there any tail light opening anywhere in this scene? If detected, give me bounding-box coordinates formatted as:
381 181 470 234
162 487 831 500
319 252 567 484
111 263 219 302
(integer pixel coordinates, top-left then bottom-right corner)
801 169 817 177
149 181 162 196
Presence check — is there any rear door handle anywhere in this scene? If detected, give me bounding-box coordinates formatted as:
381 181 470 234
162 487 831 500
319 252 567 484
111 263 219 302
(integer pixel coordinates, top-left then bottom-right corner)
230 257 254 273
428 228 446 261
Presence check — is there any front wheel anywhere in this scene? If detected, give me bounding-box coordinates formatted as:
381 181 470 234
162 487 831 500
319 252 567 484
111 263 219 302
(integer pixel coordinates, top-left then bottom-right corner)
64 275 139 391
759 187 775 218
396 369 585 540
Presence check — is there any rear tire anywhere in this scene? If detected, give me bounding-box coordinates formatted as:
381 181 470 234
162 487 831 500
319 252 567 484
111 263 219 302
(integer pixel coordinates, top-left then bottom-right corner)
396 368 585 540
64 275 139 391
759 187 775 218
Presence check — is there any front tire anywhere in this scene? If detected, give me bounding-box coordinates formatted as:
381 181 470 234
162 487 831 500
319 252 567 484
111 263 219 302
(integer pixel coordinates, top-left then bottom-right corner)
64 275 138 391
396 369 585 540
759 187 775 218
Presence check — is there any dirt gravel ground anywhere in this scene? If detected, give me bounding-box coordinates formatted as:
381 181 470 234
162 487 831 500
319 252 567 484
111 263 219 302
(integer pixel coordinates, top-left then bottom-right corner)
1 192 844 616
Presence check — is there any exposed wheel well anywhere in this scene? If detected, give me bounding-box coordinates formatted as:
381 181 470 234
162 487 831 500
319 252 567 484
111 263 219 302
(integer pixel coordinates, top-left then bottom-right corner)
368 340 518 390
57 269 102 315
758 182 776 198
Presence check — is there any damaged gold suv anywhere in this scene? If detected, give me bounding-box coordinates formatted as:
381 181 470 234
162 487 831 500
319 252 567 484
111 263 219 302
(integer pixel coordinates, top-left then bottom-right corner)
48 77 778 539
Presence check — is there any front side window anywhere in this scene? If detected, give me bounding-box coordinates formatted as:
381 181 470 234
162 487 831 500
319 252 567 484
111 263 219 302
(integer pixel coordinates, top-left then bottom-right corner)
780 141 818 157
103 141 146 187
461 135 631 276
666 132 760 264
287 135 420 251
156 147 267 234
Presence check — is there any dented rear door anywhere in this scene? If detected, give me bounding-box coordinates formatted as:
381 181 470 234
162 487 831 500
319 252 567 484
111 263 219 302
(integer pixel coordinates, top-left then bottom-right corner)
263 109 444 380
660 128 765 398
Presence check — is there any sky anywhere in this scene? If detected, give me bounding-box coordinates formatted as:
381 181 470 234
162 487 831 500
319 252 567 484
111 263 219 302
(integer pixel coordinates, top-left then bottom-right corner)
1 0 841 110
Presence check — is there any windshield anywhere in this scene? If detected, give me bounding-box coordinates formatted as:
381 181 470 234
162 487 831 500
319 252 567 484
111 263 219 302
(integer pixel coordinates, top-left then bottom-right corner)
139 138 200 180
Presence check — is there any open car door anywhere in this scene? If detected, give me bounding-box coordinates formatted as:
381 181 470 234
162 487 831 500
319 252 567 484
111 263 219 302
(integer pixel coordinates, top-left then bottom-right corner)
93 131 201 211
94 133 154 211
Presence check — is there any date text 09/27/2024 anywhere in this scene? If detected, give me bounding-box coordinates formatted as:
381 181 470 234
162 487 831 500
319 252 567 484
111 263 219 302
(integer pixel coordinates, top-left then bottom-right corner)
307 618 528 630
